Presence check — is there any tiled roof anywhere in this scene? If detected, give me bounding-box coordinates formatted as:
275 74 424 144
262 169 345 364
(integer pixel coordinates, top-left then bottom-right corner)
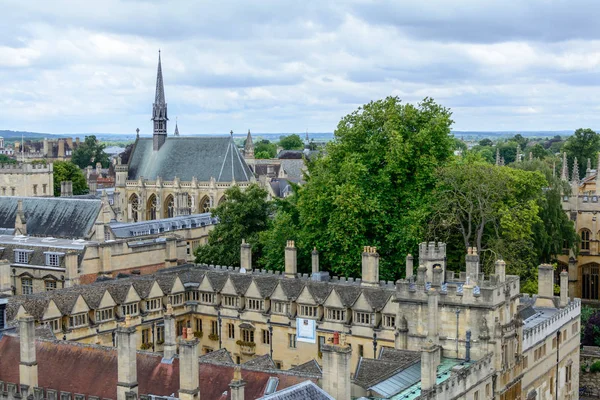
353 348 420 389
257 380 333 400
288 359 322 376
279 279 305 301
305 282 332 304
230 274 253 295
0 197 101 239
127 137 254 182
362 288 392 311
253 276 279 298
243 354 277 370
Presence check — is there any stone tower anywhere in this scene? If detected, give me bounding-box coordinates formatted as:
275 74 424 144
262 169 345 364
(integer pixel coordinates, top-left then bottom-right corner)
152 51 168 151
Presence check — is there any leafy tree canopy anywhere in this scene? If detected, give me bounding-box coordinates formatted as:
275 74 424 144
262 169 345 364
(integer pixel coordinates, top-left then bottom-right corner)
0 155 16 164
71 135 109 169
255 140 277 159
53 161 88 196
279 134 304 150
195 184 272 267
562 128 600 179
478 138 493 147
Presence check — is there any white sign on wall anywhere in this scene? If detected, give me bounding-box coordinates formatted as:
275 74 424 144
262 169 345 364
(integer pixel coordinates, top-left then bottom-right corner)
296 318 316 343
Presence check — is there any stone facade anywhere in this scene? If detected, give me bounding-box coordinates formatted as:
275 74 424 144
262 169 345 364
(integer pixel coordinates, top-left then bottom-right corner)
0 162 53 197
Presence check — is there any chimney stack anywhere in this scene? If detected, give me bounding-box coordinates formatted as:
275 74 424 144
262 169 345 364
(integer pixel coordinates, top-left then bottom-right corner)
427 289 439 345
416 265 427 284
60 181 73 197
240 239 252 273
285 240 297 278
465 247 480 283
0 259 10 295
311 247 319 274
535 264 555 308
421 289 441 394
560 270 569 307
321 338 352 399
229 365 246 400
19 314 38 389
361 246 379 287
116 316 138 400
495 259 506 283
405 254 414 279
163 304 177 360
178 328 200 400
15 199 27 236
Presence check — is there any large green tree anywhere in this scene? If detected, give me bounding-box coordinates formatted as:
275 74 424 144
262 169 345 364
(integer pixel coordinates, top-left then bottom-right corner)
293 97 454 280
195 184 272 267
71 135 110 169
255 140 277 159
53 161 88 196
279 134 304 150
562 128 600 179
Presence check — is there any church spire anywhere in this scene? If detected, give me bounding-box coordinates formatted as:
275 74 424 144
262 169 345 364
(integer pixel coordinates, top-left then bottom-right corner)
174 117 179 136
152 50 168 151
245 129 254 158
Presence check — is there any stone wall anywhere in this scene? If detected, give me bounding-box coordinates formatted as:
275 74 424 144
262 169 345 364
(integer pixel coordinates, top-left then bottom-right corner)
580 346 600 393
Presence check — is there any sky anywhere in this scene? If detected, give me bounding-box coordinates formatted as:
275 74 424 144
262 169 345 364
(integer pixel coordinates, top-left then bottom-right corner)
2 0 600 135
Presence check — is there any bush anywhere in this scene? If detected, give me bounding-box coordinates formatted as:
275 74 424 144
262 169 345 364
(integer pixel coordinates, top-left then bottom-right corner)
582 309 600 346
590 361 600 373
140 342 153 350
236 340 256 347
208 333 219 341
194 331 203 338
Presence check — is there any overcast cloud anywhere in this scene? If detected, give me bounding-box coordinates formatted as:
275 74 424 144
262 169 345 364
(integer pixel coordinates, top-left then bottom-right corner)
2 0 600 135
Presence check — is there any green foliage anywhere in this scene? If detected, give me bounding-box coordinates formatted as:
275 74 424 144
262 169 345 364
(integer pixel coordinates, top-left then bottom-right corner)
53 161 88 196
521 279 538 295
590 361 600 373
195 184 272 267
453 138 467 152
563 128 600 179
71 135 110 169
478 138 493 147
255 140 277 159
279 134 304 150
140 343 153 350
292 97 454 279
512 134 529 149
193 331 203 338
0 155 16 165
208 333 219 341
529 143 548 159
236 340 256 347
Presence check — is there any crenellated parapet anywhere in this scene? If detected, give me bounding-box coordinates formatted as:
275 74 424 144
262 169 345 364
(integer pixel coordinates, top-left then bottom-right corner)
522 297 581 351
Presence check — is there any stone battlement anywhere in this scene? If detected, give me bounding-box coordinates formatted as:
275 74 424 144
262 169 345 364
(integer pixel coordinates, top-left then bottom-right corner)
0 381 106 400
419 241 446 262
522 297 580 351
0 163 52 173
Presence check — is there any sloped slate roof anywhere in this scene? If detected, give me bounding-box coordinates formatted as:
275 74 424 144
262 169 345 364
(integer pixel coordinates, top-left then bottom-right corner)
0 197 101 239
362 288 391 311
243 354 277 370
127 137 253 182
230 274 253 295
334 285 362 307
258 380 334 400
279 279 305 300
254 276 279 298
305 282 332 304
288 359 322 376
206 271 228 292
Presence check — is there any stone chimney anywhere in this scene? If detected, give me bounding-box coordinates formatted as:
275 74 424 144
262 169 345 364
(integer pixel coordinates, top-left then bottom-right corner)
312 247 319 274
19 314 38 389
321 338 352 399
560 270 569 308
416 265 427 284
596 152 600 195
14 199 27 236
163 304 177 360
164 236 178 268
421 289 441 394
57 139 65 158
117 316 138 400
405 254 414 279
285 240 297 278
229 365 246 400
0 259 10 295
60 181 73 197
178 328 200 400
465 247 480 284
535 264 555 308
495 259 506 283
361 246 379 288
240 239 252 273
64 252 79 288
432 265 443 287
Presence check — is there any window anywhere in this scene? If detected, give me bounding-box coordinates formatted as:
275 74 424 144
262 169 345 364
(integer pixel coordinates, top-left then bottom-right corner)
474 390 479 400
43 184 47 194
96 308 114 322
11 188 15 196
146 298 162 312
355 311 372 325
15 251 30 264
326 308 346 322
523 355 528 369
358 344 364 357
486 383 491 397
299 305 318 318
21 278 33 295
572 321 579 335
45 280 57 291
383 314 396 328
224 295 239 308
262 329 270 345
552 337 557 349
122 303 139 316
241 328 254 343
288 333 296 348
247 298 264 311
2 187 5 195
196 318 203 332
33 184 37 195
200 292 214 304
45 253 61 267
156 326 164 343
104 230 111 241
211 320 218 335
581 229 591 251
177 320 185 336
200 196 211 213
186 291 199 301
142 328 150 344
566 364 572 383
273 301 288 315
550 377 554 395
46 318 61 332
69 313 88 328
169 293 184 306
228 323 235 339
275 361 282 369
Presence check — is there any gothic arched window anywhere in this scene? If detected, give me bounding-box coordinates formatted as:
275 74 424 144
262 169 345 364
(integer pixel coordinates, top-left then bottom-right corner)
218 196 227 205
147 194 158 221
187 194 193 215
129 194 139 222
581 229 591 251
164 195 174 219
200 196 211 213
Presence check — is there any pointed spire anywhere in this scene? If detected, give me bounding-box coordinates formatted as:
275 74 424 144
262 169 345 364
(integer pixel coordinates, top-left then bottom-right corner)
174 118 179 136
495 148 500 166
572 157 580 183
561 152 568 181
245 129 254 158
155 50 166 105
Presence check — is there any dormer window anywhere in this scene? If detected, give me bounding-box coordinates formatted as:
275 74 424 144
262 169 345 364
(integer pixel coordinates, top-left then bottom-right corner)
44 252 64 267
246 298 265 311
69 313 88 328
146 298 162 312
199 292 215 305
354 311 374 326
169 293 184 306
326 308 346 322
14 249 33 264
121 302 139 316
273 301 288 315
299 305 318 318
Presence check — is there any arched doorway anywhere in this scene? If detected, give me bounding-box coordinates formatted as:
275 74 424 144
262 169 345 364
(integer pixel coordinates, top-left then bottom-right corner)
129 194 139 222
147 194 158 220
164 195 175 219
